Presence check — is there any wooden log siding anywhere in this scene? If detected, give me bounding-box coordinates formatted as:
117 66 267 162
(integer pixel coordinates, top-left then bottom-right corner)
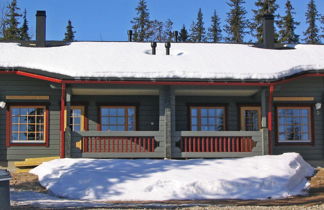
180 136 255 152
82 136 156 153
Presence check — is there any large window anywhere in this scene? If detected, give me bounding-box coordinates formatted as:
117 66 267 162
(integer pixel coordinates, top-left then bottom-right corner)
9 106 47 144
240 106 261 131
276 106 312 143
100 106 136 131
190 106 225 131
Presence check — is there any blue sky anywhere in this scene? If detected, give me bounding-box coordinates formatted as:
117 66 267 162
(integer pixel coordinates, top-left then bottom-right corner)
3 0 324 41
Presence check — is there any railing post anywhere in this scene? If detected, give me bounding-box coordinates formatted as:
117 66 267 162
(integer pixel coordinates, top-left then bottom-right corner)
261 128 269 155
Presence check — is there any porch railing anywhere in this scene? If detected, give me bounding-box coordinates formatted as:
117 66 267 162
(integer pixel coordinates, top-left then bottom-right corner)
82 136 156 153
180 136 255 153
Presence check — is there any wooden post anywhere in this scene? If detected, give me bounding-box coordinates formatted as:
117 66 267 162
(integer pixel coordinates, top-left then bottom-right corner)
65 86 72 158
268 85 275 155
159 86 174 159
60 83 66 158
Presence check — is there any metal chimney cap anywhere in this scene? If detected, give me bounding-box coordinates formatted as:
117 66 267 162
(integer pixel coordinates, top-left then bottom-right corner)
36 11 46 16
127 30 133 35
165 42 171 48
263 14 274 19
151 42 157 47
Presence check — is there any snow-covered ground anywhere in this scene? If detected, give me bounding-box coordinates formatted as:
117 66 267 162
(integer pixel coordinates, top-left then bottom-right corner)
0 42 324 80
30 153 314 201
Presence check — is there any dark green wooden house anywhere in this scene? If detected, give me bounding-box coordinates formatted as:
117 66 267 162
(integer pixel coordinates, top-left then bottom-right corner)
0 11 324 163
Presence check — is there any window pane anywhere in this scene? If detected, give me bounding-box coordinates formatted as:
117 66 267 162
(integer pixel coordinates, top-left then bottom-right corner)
128 108 135 117
73 125 81 132
190 107 224 131
10 107 46 143
191 108 197 117
101 108 109 116
277 107 311 142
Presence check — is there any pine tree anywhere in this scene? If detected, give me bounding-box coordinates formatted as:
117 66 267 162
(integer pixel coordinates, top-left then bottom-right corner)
207 10 222 42
179 24 188 42
224 0 249 43
277 0 299 43
3 0 21 40
321 15 324 40
19 9 30 41
64 20 75 42
130 0 152 41
150 19 163 42
251 0 278 43
0 3 6 38
163 19 173 42
190 8 206 42
303 0 320 44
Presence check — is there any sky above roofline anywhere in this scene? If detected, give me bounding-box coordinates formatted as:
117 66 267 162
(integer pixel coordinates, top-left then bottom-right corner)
3 0 324 42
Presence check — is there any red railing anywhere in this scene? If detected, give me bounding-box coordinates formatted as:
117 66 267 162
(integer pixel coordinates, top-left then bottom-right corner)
82 137 156 153
180 137 255 152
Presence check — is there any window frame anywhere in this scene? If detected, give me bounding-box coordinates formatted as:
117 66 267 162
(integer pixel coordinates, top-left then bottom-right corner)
275 104 314 145
65 105 87 131
6 104 49 147
239 106 261 131
98 105 137 131
189 105 226 131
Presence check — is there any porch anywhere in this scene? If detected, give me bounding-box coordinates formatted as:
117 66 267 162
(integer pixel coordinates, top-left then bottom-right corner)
63 84 271 159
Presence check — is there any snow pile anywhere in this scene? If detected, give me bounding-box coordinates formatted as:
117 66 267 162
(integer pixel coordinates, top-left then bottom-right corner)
0 42 324 80
30 153 314 201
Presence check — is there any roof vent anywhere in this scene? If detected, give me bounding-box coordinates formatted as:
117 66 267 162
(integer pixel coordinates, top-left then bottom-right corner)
165 42 171 55
151 42 157 55
174 31 179 42
263 14 274 49
36 10 46 47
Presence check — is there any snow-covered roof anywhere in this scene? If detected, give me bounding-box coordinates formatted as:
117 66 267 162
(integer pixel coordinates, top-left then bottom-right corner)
0 42 324 80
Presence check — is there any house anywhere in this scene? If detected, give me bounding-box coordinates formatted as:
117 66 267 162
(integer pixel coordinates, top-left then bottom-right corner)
0 11 324 164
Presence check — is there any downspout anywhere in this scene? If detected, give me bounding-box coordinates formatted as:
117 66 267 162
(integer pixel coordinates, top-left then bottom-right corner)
268 84 275 155
60 83 66 158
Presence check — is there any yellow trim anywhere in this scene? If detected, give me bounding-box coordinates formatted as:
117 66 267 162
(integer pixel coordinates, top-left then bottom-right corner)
240 106 261 131
64 106 85 131
75 140 82 150
6 96 49 100
273 97 314 101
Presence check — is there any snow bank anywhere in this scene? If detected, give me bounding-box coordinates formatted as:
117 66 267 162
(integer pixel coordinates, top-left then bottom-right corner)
1 42 324 80
30 153 314 201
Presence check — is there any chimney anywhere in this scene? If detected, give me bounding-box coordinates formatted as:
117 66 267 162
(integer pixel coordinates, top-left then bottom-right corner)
174 31 179 42
165 42 171 55
263 14 274 49
36 11 46 47
127 30 133 42
151 42 157 55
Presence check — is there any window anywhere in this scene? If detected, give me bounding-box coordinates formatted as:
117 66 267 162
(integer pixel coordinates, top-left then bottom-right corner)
276 106 312 143
9 106 47 144
190 106 225 131
100 106 136 131
240 106 261 131
65 106 85 131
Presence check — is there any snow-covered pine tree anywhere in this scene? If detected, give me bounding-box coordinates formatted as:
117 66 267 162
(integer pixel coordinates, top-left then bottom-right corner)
303 0 320 44
190 8 206 42
179 24 188 42
64 20 75 42
207 10 222 42
19 9 30 41
163 19 173 42
224 0 249 43
277 0 299 44
3 0 21 40
130 0 152 42
251 0 278 43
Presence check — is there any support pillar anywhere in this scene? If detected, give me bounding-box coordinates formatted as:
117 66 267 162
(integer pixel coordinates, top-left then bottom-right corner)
268 85 275 155
60 83 66 158
261 88 268 155
65 86 72 158
159 86 175 159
